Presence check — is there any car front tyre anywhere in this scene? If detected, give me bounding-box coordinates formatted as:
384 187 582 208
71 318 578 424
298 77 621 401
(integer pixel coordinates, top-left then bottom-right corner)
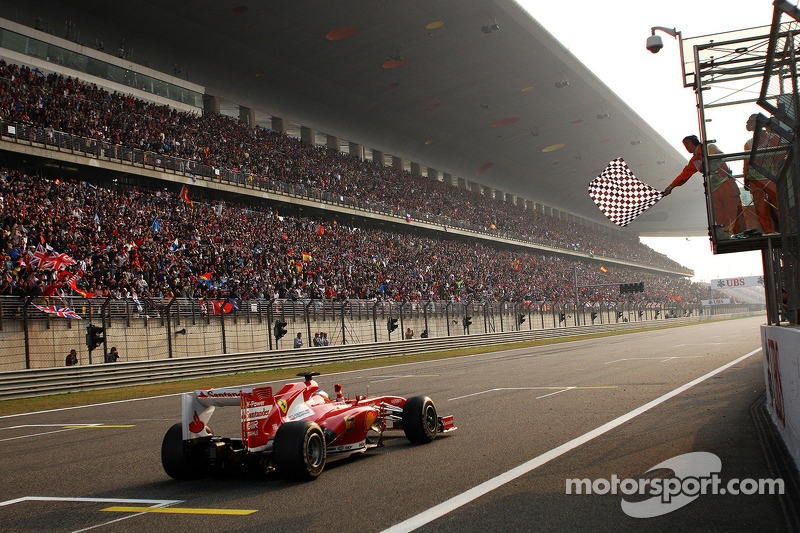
402 396 438 444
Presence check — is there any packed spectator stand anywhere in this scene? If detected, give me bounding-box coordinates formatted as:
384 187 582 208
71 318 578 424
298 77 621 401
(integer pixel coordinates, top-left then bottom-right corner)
0 59 724 308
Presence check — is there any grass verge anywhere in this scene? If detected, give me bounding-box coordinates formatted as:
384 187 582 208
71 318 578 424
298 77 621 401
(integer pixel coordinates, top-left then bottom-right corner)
0 318 748 416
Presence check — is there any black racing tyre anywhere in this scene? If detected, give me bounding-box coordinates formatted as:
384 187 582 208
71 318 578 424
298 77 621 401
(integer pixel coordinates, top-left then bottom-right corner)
161 423 207 480
402 396 438 444
273 421 327 481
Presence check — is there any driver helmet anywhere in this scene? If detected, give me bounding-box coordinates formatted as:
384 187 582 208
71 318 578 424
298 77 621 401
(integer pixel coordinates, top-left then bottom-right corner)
313 389 331 402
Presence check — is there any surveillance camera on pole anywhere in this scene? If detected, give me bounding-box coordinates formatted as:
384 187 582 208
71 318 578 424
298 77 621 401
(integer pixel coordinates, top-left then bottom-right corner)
646 34 663 53
647 26 680 54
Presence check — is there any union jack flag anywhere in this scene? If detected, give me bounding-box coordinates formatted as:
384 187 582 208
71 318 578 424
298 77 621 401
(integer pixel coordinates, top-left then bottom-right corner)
44 251 77 271
29 244 51 270
32 304 82 320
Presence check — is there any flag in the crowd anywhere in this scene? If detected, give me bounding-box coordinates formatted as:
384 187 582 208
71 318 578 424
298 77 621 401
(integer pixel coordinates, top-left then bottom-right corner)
93 212 100 224
170 238 180 252
317 225 324 236
490 223 497 230
202 299 238 315
68 274 95 298
44 250 77 271
132 294 143 312
151 217 162 233
406 214 412 222
588 158 664 227
39 282 63 297
600 266 608 273
32 304 82 320
180 185 193 207
29 244 50 269
302 252 312 262
199 272 212 281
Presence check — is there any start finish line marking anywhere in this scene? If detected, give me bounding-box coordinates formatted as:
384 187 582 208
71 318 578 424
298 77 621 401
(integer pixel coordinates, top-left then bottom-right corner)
103 506 257 515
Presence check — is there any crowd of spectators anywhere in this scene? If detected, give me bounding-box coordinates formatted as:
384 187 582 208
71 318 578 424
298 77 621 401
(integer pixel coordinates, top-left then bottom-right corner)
0 168 723 306
0 60 686 271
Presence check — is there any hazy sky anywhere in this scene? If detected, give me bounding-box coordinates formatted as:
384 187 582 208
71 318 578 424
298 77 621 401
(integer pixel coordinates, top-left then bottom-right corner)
519 0 780 282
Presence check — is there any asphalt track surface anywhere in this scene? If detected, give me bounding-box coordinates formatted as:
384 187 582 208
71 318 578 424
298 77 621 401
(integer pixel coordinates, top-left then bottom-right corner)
0 315 791 532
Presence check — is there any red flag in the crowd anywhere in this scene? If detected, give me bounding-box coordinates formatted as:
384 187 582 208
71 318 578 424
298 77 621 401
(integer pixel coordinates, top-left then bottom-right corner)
180 185 193 207
317 225 324 236
39 283 63 297
600 266 608 273
68 275 95 298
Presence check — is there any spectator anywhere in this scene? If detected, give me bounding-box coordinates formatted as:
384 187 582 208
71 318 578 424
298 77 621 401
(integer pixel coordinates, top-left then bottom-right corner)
405 327 414 339
105 346 120 363
313 332 322 347
65 349 78 366
293 332 303 349
0 57 726 308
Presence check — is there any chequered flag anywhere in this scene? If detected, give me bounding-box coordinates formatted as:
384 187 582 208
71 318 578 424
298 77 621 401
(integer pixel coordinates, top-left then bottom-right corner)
588 158 664 227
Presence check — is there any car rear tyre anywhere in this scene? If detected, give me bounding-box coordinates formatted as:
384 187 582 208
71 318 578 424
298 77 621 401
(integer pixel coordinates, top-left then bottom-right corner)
273 421 327 480
161 423 207 480
402 396 438 444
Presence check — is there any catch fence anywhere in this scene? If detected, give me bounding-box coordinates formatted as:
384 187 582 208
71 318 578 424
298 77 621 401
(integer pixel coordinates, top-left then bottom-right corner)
0 295 743 371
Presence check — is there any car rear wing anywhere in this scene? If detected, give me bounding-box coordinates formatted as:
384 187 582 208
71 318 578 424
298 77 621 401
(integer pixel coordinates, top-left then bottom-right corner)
181 386 273 443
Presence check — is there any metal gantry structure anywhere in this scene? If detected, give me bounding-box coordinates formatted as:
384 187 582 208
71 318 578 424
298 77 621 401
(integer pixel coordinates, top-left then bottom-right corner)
674 0 800 325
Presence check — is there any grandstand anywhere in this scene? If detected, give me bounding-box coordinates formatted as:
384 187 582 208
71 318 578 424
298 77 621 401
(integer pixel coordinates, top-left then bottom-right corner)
0 3 755 369
0 59 707 299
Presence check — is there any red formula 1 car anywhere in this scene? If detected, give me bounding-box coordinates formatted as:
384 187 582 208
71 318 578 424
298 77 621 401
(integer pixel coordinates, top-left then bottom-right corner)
161 372 456 480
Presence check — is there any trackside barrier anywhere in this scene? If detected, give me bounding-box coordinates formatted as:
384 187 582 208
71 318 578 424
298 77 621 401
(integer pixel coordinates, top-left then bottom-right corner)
761 325 800 473
0 312 756 400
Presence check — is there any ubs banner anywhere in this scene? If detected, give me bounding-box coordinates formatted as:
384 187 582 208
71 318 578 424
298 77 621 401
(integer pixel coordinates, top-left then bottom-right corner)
761 325 800 471
712 276 764 289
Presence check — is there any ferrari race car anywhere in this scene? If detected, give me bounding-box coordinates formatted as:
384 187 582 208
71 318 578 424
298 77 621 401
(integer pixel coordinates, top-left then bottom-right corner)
161 372 456 481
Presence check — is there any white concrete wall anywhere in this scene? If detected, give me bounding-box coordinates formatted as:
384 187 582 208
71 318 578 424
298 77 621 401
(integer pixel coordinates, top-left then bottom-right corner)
761 325 800 472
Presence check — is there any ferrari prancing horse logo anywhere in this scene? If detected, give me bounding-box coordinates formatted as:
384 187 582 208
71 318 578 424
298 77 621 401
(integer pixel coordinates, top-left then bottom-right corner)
277 399 288 414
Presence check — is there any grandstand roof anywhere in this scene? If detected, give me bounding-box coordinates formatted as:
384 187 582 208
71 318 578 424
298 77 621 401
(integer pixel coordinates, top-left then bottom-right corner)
5 0 708 236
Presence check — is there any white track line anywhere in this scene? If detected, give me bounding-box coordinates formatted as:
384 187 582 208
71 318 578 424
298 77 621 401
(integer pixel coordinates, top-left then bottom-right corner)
380 347 761 533
0 496 182 533
0 496 181 507
535 388 573 400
